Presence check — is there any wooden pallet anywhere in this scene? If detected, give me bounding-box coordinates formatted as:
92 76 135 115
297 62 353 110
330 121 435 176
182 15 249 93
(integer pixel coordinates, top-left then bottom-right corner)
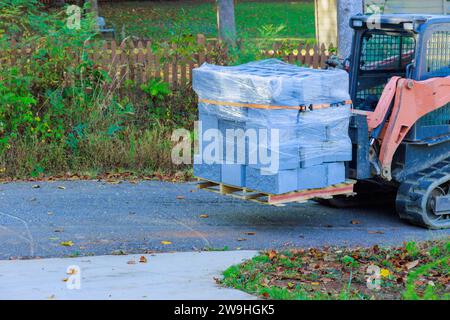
197 178 356 206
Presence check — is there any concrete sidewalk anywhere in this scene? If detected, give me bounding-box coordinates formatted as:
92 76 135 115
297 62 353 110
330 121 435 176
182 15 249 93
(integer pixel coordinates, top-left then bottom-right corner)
0 251 258 300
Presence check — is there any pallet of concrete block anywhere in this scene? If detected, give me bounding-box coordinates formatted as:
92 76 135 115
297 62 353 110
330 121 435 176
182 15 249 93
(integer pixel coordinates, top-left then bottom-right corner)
196 178 356 206
192 59 353 196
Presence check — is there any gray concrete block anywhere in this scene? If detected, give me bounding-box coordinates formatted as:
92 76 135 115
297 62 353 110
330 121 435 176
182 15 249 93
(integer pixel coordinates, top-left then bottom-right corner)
199 113 219 132
193 154 221 182
222 164 246 187
299 145 324 168
219 119 247 164
247 108 299 125
327 162 346 185
245 167 298 195
246 123 301 170
298 165 328 190
322 140 353 163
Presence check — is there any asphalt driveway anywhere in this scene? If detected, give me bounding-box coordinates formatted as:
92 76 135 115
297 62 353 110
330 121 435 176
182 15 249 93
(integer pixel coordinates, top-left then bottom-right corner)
1 180 449 260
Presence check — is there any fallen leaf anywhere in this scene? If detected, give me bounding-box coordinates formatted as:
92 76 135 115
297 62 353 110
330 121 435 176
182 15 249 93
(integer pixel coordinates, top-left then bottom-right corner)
405 260 420 270
244 232 256 236
237 238 247 242
311 282 320 286
372 244 380 254
67 269 77 276
139 256 148 263
176 195 185 200
62 278 68 282
111 249 126 255
161 241 172 245
60 241 74 247
351 220 360 225
368 230 385 234
199 214 209 218
127 260 136 265
268 250 277 260
54 228 64 233
57 186 66 190
262 292 270 298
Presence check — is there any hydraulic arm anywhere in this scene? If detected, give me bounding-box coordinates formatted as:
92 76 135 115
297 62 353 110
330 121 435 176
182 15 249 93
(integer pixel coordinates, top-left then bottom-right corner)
357 76 450 181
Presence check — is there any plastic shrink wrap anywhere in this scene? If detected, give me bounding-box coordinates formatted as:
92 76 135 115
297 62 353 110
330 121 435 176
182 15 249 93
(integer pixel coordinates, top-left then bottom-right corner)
192 59 352 195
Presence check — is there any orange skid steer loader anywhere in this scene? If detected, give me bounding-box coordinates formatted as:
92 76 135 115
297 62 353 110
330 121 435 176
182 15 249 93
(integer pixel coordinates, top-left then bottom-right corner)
198 14 450 229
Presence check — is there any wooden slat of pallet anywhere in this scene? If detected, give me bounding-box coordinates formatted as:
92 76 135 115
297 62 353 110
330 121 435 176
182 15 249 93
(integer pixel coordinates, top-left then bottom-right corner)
268 181 355 205
196 178 356 206
197 179 274 205
197 181 218 189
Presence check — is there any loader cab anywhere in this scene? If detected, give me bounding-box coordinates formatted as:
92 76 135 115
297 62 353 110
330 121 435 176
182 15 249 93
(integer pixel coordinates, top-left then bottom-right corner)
348 14 450 181
350 15 421 112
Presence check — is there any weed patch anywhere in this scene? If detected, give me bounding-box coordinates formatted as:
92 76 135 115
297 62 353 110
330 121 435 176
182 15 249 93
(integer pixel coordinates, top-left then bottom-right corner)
221 240 450 300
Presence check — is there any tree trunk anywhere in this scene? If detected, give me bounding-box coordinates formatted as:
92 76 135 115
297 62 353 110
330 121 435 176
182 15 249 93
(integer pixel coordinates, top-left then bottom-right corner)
216 0 236 47
337 0 363 58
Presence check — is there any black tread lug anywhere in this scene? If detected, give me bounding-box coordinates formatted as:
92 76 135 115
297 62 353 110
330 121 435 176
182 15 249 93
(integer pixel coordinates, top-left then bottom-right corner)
396 157 450 229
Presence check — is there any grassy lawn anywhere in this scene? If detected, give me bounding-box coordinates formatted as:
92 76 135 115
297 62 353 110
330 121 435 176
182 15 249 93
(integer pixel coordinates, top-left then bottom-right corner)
221 240 450 300
99 0 315 41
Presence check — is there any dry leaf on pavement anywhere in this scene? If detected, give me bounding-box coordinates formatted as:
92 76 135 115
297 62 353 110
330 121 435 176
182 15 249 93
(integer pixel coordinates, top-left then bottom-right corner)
406 260 420 270
139 256 148 263
368 230 385 234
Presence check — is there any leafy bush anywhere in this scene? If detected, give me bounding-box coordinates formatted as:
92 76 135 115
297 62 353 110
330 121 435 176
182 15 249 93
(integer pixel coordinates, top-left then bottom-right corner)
0 1 194 178
0 2 303 179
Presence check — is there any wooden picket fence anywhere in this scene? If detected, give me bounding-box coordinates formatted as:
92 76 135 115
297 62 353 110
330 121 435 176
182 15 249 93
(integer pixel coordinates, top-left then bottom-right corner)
4 34 334 90
85 35 334 89
39 0 115 5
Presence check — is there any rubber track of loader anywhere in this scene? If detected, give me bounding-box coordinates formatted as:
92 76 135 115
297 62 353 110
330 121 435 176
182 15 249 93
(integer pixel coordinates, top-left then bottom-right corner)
396 158 450 229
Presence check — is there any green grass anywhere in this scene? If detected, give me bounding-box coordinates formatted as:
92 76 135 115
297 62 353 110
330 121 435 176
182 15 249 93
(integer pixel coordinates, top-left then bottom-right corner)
221 240 450 300
99 0 315 41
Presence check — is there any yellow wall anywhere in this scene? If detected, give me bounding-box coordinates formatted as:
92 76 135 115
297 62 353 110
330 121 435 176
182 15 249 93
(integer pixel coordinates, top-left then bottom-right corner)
315 0 338 46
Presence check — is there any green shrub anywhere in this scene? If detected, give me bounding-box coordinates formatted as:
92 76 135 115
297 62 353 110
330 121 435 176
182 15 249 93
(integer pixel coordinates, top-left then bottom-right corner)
0 1 195 178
